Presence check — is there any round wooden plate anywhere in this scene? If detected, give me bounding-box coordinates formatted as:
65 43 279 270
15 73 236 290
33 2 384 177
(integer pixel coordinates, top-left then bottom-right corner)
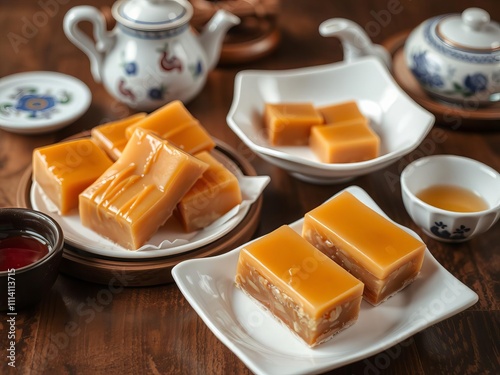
17 134 263 286
383 31 500 131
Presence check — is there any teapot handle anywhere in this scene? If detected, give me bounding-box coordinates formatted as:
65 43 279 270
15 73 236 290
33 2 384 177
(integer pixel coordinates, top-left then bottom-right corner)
319 18 392 69
63 6 114 83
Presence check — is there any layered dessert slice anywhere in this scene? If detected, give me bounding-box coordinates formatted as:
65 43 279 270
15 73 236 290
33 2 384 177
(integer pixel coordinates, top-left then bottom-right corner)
176 151 242 232
302 191 426 305
235 225 364 347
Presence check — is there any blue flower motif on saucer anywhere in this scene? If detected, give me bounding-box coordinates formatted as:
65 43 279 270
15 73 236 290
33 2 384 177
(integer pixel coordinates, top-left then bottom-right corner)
16 94 56 118
410 51 444 88
0 87 72 120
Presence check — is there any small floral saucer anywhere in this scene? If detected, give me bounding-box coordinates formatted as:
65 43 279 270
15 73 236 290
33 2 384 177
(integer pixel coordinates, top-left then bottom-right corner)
0 71 91 134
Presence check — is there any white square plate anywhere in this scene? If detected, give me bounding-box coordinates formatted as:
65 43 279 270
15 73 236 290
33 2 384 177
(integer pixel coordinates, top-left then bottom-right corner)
172 186 478 374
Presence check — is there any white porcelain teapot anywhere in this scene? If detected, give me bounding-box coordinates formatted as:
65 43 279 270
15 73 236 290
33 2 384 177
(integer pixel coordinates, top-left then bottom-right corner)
64 0 240 111
319 8 500 106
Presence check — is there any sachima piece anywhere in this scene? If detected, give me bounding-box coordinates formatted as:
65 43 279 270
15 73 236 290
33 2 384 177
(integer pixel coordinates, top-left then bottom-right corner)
264 102 323 146
125 100 216 155
311 100 380 163
302 191 426 305
91 112 147 161
176 151 242 232
32 138 113 215
317 101 366 125
235 225 364 347
79 128 208 250
309 121 380 163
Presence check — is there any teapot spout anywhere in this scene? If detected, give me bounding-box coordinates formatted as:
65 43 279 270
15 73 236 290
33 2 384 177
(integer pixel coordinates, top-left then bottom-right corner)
199 9 240 70
319 18 391 69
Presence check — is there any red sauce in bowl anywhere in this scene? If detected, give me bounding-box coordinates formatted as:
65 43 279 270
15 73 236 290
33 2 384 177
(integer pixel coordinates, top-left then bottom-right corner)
0 233 50 271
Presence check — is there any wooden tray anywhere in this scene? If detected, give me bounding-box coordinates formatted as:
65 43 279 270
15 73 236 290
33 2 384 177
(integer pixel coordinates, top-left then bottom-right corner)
384 31 500 131
17 135 262 286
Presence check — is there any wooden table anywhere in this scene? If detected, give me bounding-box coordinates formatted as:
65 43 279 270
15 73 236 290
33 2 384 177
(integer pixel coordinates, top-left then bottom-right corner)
1 1 499 374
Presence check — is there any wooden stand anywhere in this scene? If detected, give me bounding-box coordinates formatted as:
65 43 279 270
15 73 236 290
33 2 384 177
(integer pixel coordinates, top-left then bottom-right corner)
190 0 281 64
384 31 500 131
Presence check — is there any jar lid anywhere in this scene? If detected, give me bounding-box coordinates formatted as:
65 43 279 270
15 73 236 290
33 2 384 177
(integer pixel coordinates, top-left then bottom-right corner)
436 8 500 52
112 0 193 31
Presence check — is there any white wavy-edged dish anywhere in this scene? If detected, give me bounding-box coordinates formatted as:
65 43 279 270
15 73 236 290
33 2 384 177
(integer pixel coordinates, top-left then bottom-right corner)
172 185 478 375
226 56 435 184
30 149 270 259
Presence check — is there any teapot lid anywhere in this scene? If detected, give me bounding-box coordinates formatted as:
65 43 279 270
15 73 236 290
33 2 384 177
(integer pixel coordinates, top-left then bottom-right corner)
112 0 193 31
436 8 500 52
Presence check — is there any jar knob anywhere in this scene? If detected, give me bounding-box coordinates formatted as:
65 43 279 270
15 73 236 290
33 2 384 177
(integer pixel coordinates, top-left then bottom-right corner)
462 8 490 31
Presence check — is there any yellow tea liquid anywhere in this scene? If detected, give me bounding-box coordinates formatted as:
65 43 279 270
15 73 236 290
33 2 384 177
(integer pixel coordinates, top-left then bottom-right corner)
416 185 488 213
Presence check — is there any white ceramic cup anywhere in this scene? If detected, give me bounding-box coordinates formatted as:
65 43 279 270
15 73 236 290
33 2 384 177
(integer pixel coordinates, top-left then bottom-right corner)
401 155 500 242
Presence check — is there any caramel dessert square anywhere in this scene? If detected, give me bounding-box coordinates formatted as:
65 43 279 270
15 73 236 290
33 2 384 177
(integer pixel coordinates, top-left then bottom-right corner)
126 100 215 154
264 102 323 146
317 100 366 125
33 139 113 215
309 121 380 163
235 225 364 347
302 191 426 305
79 128 208 250
177 151 242 232
91 112 147 161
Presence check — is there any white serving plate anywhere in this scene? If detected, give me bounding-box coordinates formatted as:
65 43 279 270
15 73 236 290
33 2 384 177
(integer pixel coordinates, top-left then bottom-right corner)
226 56 435 184
172 185 478 375
0 71 91 134
30 149 270 259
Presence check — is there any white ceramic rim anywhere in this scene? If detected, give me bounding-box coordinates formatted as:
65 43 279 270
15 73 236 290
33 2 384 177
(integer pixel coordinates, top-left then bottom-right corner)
112 0 193 31
401 154 500 216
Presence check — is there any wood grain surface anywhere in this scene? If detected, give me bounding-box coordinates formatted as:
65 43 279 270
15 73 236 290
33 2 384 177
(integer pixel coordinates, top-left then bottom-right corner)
1 0 499 374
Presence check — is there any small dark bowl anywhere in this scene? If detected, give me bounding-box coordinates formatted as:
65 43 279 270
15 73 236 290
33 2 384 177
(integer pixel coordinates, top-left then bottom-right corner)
0 208 64 311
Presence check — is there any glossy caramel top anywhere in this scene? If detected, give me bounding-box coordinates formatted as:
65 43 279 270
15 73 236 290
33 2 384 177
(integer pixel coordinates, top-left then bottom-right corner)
91 112 147 160
312 121 378 145
317 101 366 125
34 138 113 183
305 192 426 279
125 100 196 139
265 102 323 125
80 128 208 224
239 225 363 318
124 100 215 154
